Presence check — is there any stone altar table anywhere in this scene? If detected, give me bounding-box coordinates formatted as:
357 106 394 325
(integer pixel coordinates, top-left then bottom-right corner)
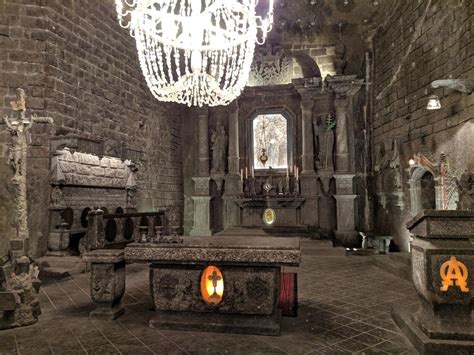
125 236 301 335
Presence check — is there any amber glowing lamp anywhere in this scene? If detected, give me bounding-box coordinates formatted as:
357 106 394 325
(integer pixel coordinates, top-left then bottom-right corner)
200 266 224 305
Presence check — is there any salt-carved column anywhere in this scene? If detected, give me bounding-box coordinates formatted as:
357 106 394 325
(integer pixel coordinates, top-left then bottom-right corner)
293 81 317 174
293 78 323 229
327 76 363 247
190 107 213 236
222 101 241 229
227 101 239 175
197 107 210 176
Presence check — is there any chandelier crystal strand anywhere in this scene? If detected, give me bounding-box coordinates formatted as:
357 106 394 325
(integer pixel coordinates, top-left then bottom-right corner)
115 0 274 107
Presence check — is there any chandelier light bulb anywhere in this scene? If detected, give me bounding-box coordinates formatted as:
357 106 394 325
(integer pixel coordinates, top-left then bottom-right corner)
409 158 415 166
115 0 274 107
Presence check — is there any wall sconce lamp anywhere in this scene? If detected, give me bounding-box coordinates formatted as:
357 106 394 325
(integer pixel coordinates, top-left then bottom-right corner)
426 79 474 110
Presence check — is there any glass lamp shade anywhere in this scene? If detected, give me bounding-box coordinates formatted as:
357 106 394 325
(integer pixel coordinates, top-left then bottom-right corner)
426 95 441 110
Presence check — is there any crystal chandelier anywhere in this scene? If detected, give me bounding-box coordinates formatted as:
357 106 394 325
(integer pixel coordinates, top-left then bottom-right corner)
115 0 274 107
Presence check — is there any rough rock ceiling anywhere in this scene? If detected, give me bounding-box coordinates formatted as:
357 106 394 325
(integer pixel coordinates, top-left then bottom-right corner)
270 0 385 39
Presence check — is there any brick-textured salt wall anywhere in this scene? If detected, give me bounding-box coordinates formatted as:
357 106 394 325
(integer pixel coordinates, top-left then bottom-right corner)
0 0 183 257
371 0 473 249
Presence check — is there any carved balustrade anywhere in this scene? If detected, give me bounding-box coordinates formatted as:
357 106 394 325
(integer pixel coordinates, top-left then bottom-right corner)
85 209 168 252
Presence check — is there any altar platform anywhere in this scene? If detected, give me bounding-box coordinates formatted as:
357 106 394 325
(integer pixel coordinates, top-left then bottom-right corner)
84 236 301 336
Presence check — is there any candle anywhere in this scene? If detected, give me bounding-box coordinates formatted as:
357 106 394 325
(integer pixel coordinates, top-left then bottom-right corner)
286 167 289 177
245 167 248 179
251 166 254 178
240 168 243 181
296 166 299 180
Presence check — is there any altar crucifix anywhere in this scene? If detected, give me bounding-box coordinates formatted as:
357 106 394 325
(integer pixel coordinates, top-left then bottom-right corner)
2 88 53 263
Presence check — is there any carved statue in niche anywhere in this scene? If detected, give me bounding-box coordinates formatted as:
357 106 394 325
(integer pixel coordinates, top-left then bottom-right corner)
210 122 227 174
313 114 335 172
374 139 402 190
334 39 347 76
455 171 474 211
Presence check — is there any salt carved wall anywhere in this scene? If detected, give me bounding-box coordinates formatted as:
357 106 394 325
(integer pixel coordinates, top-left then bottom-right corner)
0 0 183 258
371 0 473 250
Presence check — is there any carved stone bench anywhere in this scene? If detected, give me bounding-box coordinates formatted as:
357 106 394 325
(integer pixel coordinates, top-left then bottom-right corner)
83 249 125 320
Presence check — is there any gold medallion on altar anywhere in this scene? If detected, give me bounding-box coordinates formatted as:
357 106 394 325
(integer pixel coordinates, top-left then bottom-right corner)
263 208 276 225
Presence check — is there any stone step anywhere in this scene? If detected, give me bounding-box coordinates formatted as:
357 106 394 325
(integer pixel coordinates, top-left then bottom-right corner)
301 239 346 256
35 256 85 280
373 254 412 282
389 252 411 266
39 267 71 279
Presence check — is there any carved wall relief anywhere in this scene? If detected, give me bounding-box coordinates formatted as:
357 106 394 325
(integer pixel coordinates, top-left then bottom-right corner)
313 114 335 172
210 122 227 174
373 139 404 210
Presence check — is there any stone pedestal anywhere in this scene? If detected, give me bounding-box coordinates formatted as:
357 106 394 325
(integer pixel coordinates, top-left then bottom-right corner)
190 196 212 236
333 174 358 247
222 175 242 228
47 220 70 256
125 236 300 336
392 210 474 354
190 177 212 236
299 174 318 228
83 249 125 320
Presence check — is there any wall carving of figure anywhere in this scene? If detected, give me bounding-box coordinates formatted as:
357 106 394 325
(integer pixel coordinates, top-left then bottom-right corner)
50 186 63 207
313 114 335 172
210 122 227 174
455 171 474 211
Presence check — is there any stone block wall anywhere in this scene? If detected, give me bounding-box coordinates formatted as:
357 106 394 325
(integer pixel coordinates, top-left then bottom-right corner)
0 0 183 258
371 0 473 250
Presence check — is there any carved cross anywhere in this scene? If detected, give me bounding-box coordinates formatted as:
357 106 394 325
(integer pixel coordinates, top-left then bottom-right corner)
2 88 53 260
208 270 221 297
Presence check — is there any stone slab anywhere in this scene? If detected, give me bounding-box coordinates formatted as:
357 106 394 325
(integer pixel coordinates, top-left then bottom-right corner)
83 249 125 263
392 305 474 354
407 210 474 238
150 309 282 336
125 236 301 266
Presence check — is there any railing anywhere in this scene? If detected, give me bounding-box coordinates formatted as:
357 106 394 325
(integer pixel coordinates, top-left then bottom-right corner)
85 208 168 252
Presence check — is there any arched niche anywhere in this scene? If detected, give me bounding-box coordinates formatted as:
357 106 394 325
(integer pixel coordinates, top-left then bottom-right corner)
408 165 442 216
248 108 295 172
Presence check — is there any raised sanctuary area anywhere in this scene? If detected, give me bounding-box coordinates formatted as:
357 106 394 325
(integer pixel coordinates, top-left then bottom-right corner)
0 0 473 354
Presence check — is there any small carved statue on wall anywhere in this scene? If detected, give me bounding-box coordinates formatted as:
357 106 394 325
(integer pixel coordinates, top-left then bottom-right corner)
50 185 63 207
313 114 335 172
210 122 227 173
455 172 474 211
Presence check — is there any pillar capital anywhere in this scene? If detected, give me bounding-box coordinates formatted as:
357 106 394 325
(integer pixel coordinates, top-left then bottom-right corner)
326 75 364 99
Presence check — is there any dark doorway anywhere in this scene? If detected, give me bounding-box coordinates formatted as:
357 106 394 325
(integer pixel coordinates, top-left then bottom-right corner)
420 172 436 210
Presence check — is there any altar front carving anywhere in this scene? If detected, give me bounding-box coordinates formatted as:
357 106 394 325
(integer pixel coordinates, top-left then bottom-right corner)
236 197 305 227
